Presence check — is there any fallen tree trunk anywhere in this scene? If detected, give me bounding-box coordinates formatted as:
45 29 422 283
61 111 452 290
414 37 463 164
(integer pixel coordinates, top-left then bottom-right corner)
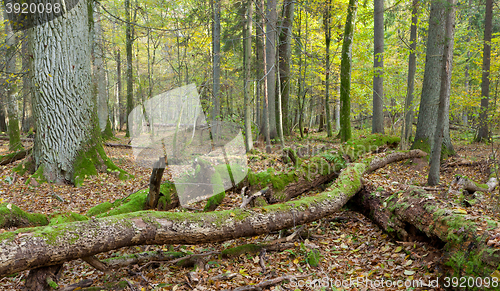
0 163 366 276
0 147 31 165
351 185 500 279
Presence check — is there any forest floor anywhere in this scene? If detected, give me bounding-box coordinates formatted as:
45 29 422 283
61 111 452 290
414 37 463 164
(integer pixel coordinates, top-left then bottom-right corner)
0 129 498 291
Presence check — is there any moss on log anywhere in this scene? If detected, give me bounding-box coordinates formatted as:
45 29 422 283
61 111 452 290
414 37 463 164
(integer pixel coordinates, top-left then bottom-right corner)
0 162 366 276
352 186 500 279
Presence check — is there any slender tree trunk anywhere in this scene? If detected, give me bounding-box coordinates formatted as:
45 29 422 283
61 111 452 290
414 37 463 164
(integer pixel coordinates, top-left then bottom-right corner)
462 0 472 127
278 0 294 136
336 76 340 131
263 31 272 153
21 31 33 132
475 0 493 142
401 0 419 150
125 0 134 137
412 0 454 156
212 0 221 128
275 48 285 149
4 11 22 152
428 0 456 186
244 0 253 151
255 0 264 131
372 0 385 134
266 0 277 139
324 0 333 137
339 0 358 142
116 50 123 131
92 6 109 133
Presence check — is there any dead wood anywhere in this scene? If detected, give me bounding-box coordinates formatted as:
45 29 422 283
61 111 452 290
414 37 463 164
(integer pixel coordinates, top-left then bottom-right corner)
229 275 308 291
82 256 110 274
366 149 427 174
25 264 63 291
0 136 32 142
146 157 166 210
0 147 31 165
449 175 498 194
0 163 365 276
351 185 500 278
58 279 93 291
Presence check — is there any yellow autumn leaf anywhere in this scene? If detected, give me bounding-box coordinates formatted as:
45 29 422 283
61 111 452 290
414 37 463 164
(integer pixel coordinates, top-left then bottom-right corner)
453 208 467 215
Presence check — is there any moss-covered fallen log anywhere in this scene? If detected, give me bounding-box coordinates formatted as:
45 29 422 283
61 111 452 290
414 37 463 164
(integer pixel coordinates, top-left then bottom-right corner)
351 186 500 279
0 147 31 165
0 163 365 276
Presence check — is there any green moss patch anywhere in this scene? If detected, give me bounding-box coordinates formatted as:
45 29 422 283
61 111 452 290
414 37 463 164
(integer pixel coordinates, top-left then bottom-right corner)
74 145 133 187
248 168 297 190
221 244 263 257
0 203 48 228
87 202 114 217
49 212 88 225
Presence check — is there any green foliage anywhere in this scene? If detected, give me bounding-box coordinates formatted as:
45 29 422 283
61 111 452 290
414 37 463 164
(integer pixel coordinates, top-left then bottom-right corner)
306 249 321 267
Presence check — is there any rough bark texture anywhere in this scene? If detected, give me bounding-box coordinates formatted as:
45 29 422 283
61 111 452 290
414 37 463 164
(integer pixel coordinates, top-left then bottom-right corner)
339 0 358 142
29 0 93 183
372 0 384 134
0 163 366 276
428 0 456 186
352 186 500 279
475 0 493 142
412 0 454 156
146 158 166 209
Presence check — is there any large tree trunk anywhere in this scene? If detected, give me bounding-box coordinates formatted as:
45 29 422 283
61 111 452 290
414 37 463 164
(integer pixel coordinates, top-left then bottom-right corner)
475 0 493 142
428 0 456 186
401 0 418 150
352 185 500 279
29 0 93 183
339 0 358 142
412 0 454 156
0 163 366 276
372 0 384 134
